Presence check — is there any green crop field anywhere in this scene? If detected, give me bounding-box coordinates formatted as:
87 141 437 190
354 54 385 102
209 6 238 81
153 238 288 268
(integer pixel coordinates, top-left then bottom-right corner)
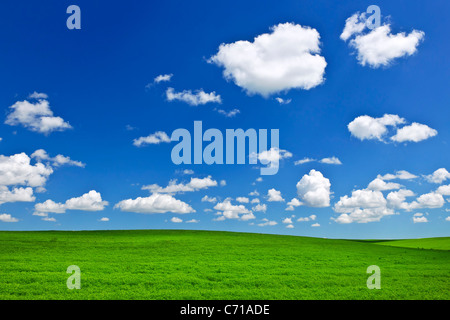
0 230 448 300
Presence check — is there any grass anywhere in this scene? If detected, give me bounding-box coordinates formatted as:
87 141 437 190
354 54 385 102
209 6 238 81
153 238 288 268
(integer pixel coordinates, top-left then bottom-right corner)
0 230 448 300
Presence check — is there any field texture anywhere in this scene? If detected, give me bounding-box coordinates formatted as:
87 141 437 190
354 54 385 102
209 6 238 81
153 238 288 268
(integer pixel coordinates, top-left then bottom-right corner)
0 230 448 300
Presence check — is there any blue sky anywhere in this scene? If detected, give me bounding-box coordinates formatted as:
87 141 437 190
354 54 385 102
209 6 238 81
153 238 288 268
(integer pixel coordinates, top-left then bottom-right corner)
0 0 449 239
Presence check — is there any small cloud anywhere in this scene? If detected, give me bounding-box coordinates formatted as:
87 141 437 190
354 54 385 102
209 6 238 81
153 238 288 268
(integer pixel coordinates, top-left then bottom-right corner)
170 217 183 223
275 97 292 105
166 87 222 106
154 74 173 83
133 131 171 147
216 108 240 117
99 217 109 222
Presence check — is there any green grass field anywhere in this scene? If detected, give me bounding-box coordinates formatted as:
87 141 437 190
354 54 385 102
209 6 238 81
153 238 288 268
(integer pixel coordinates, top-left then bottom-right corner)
0 230 448 300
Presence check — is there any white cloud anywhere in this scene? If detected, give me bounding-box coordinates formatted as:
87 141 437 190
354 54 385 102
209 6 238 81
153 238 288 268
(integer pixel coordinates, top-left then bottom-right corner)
35 190 108 213
171 217 183 223
333 189 394 223
386 189 415 210
340 12 367 41
240 213 256 221
424 168 450 184
367 178 402 191
257 218 277 226
285 198 302 211
348 114 436 143
275 97 292 105
28 92 48 99
294 158 315 165
255 147 292 164
251 198 260 204
408 192 445 210
236 197 249 203
282 217 293 224
5 96 72 134
0 152 53 187
350 25 424 68
391 123 437 143
186 219 199 223
267 188 284 202
35 199 66 214
201 195 217 203
436 185 450 196
311 223 320 227
296 169 331 207
413 213 428 223
133 131 171 147
143 176 218 194
65 190 109 211
286 224 294 229
216 108 240 117
115 193 195 214
297 214 317 222
41 216 56 222
31 149 85 168
0 186 34 205
319 157 342 165
249 190 259 196
154 74 173 83
348 114 405 141
214 199 251 220
0 213 19 222
341 13 425 68
220 180 227 187
99 217 109 222
252 203 267 212
209 22 327 97
378 170 417 180
166 87 222 106
446 216 450 222
182 169 194 175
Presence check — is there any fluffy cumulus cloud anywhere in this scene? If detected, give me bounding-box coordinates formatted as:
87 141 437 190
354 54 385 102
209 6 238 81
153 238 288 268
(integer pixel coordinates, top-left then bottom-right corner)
333 189 394 223
143 176 218 194
252 203 267 212
367 178 402 191
377 170 417 181
257 218 278 227
5 94 72 134
31 149 85 168
0 213 19 223
286 198 302 211
166 87 222 106
267 188 284 202
133 131 171 147
0 186 35 205
391 123 437 143
0 152 53 188
214 199 253 220
413 213 428 223
424 168 450 184
348 114 437 143
341 12 424 68
115 193 195 214
35 190 108 214
297 214 316 222
209 23 327 97
296 170 331 207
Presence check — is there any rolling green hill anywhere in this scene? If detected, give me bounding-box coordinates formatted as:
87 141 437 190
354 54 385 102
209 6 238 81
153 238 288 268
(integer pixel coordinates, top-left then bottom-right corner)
0 230 448 300
369 237 450 251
